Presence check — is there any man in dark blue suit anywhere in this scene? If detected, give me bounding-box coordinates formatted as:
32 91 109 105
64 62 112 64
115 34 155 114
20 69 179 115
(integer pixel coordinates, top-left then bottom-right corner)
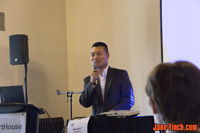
79 42 134 115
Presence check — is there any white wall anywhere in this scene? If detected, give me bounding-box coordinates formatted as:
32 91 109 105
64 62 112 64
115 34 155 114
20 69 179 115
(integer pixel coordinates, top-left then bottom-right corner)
66 0 161 118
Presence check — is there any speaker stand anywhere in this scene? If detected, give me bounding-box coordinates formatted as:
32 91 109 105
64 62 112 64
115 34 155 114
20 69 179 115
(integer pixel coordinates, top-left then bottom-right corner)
24 64 28 104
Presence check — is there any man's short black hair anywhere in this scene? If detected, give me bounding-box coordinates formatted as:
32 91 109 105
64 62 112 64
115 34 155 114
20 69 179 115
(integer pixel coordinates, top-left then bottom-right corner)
92 42 109 54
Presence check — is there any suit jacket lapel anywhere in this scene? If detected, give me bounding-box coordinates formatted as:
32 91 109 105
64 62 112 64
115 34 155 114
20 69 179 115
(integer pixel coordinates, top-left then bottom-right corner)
104 67 114 103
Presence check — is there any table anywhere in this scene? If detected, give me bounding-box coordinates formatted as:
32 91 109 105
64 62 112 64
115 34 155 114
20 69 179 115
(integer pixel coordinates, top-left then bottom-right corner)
88 115 155 133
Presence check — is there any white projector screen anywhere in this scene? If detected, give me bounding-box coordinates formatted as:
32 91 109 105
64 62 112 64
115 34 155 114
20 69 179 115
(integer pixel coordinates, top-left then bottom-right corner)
161 0 200 68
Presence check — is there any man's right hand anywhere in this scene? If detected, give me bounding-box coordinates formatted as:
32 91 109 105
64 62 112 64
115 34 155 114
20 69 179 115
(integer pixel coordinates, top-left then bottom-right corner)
90 69 99 86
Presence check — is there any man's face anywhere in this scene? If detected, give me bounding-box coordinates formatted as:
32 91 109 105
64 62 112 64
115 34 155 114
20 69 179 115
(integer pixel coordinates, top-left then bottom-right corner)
90 46 109 69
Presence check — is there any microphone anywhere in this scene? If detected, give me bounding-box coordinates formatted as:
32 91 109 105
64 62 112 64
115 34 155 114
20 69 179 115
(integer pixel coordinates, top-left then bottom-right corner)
93 63 98 85
57 90 61 95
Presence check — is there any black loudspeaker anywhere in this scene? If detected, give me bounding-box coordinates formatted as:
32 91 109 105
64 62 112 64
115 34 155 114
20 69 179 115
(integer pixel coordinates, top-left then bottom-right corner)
9 34 29 65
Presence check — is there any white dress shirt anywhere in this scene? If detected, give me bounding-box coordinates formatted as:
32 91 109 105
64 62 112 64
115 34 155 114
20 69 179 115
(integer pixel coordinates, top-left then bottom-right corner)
99 65 109 101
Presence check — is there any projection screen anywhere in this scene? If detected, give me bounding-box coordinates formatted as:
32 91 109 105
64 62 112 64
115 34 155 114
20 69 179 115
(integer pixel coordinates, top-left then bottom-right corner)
160 0 200 68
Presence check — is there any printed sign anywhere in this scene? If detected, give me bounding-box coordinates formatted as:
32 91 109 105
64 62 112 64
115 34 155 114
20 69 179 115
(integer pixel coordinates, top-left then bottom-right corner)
0 112 26 133
67 117 90 133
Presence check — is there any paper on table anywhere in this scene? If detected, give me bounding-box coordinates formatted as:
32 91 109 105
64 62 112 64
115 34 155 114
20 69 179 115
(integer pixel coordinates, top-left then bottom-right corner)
67 117 90 133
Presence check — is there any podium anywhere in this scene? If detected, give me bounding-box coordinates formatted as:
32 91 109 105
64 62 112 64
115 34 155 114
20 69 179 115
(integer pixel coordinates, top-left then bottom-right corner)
0 103 44 133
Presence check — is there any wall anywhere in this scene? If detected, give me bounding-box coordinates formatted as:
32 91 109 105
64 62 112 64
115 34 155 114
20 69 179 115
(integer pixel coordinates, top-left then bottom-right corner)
66 0 161 118
0 0 161 123
0 0 68 119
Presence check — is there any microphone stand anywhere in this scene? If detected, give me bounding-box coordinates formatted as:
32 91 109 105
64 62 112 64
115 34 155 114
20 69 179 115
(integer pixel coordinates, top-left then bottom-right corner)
57 90 82 120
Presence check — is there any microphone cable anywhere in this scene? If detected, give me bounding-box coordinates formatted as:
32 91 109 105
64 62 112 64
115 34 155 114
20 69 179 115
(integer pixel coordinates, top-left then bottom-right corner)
40 108 57 133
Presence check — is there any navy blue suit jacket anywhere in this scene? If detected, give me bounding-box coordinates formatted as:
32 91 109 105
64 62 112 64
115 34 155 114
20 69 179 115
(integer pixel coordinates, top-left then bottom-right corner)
79 67 135 115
